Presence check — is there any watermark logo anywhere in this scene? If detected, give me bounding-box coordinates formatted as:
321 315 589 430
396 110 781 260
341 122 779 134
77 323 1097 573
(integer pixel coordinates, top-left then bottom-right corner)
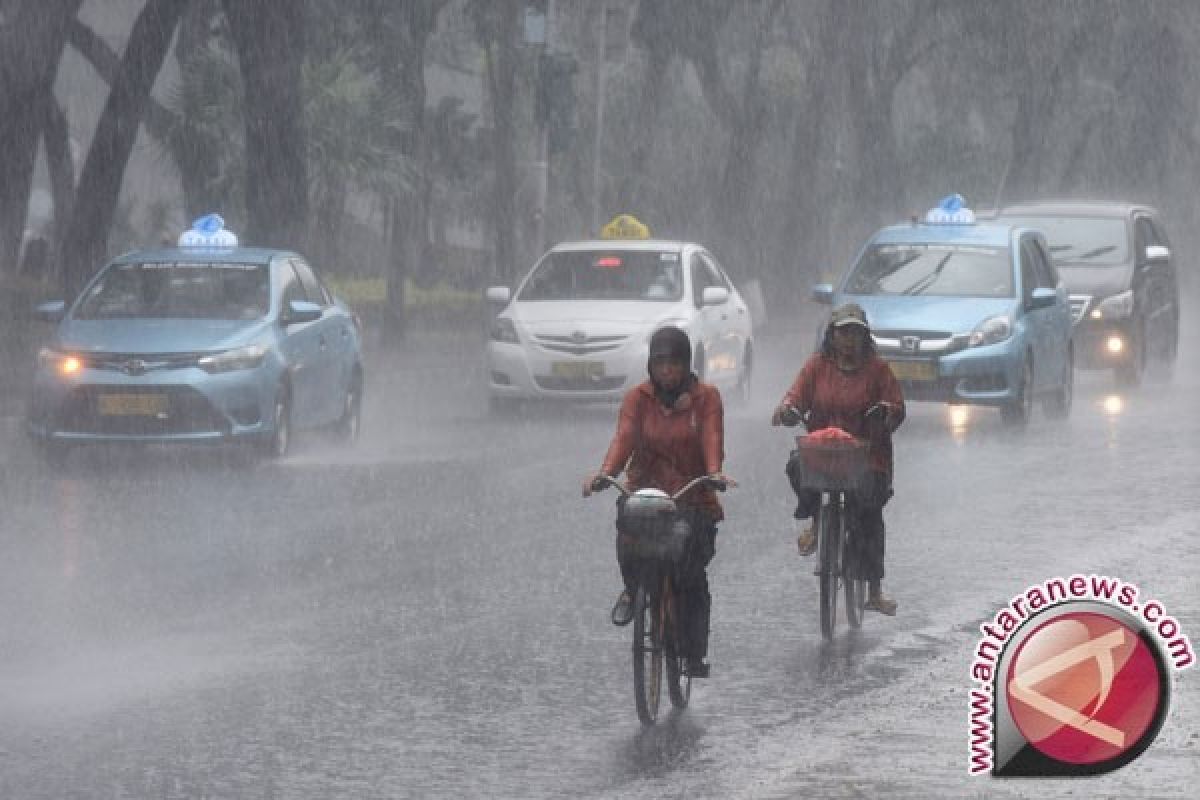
968 575 1192 777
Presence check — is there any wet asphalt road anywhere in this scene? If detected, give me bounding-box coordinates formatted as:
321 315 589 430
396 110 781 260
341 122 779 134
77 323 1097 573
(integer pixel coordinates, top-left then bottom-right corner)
1 324 1198 799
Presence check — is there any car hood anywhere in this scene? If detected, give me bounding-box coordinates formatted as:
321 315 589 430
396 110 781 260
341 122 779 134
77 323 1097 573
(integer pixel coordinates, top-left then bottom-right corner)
1055 264 1133 298
56 318 270 354
841 295 1018 334
511 300 680 332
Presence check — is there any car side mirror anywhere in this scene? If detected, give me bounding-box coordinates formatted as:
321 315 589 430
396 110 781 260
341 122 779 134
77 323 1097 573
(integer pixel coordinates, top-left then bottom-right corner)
34 300 66 323
1028 287 1057 311
701 286 729 306
485 286 511 306
1144 244 1170 263
811 283 834 304
282 300 322 325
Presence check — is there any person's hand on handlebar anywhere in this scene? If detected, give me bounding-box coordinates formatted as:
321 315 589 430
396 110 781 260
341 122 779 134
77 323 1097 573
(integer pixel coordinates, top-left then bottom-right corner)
582 471 612 497
707 472 737 490
770 404 803 427
865 402 898 434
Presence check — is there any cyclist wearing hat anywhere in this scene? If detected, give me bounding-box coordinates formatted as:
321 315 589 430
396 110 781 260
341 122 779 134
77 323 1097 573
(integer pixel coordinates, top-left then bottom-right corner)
771 303 905 615
583 325 735 678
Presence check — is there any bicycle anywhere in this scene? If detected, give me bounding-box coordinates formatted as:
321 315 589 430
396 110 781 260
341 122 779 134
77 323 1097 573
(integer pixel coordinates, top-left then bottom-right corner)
589 473 728 725
784 405 883 639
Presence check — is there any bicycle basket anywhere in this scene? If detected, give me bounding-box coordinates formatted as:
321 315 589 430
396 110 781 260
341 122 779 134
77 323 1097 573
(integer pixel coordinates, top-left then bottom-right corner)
791 432 869 490
618 490 689 563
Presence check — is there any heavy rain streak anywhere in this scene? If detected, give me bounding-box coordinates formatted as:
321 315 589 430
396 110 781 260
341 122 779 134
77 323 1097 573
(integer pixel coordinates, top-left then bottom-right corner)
2 1 1199 798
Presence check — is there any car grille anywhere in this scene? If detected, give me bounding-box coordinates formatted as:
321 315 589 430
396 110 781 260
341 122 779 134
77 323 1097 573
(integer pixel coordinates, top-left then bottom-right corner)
872 329 966 356
534 375 626 391
1068 295 1091 325
78 352 206 375
56 386 230 436
533 333 629 356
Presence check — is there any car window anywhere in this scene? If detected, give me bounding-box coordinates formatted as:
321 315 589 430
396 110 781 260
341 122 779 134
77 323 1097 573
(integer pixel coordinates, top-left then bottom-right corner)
844 243 1014 298
74 261 270 320
1000 215 1129 266
1030 238 1058 289
1019 240 1038 302
291 259 330 306
518 250 683 302
280 261 308 307
691 253 726 307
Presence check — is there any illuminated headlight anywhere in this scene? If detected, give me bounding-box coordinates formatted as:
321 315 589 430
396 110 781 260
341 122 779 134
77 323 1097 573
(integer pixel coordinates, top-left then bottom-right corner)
1106 336 1124 354
968 315 1012 347
1095 289 1134 320
38 347 83 376
198 344 268 373
489 316 518 343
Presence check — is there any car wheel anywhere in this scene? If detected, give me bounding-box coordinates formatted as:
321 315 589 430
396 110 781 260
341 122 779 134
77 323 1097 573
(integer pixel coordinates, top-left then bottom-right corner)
1000 357 1033 427
1115 321 1146 387
1147 309 1178 384
336 370 362 445
1042 348 1073 420
262 387 291 458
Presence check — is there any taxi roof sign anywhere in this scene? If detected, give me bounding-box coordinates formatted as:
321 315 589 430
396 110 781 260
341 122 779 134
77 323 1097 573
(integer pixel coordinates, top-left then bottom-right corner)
924 194 975 225
600 214 651 240
179 213 239 247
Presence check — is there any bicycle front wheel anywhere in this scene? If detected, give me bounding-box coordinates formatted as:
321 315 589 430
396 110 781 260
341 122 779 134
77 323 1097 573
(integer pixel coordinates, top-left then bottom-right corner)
818 500 841 640
662 574 691 709
632 582 664 724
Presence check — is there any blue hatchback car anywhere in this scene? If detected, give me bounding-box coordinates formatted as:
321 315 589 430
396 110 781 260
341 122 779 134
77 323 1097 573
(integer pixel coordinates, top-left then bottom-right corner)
27 217 364 459
813 197 1074 425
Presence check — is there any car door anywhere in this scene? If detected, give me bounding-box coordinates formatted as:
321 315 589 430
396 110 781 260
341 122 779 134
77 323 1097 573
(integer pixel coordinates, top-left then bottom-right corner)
276 259 326 426
1133 214 1174 357
689 251 731 381
289 258 344 422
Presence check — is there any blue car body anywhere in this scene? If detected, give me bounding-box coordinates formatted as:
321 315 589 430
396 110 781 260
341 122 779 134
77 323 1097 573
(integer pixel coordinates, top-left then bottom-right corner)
815 215 1074 419
27 245 363 452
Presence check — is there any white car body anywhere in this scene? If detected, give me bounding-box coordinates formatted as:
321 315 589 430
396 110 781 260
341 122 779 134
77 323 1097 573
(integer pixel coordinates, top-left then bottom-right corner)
487 239 754 403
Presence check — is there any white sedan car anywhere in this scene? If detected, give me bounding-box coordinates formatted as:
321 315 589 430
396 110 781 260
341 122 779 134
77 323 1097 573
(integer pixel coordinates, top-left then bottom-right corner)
486 239 754 410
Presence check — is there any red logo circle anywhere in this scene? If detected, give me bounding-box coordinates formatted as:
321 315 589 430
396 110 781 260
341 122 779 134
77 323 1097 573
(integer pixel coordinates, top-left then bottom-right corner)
1006 611 1163 765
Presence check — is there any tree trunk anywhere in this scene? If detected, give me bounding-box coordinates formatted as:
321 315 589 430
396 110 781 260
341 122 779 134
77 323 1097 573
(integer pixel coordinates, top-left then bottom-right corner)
223 0 309 251
484 0 521 286
0 0 82 275
58 0 188 300
42 97 74 270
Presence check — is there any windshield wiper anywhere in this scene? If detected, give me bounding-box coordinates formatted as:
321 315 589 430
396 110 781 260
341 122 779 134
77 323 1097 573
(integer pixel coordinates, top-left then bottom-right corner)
1076 245 1116 260
901 252 953 295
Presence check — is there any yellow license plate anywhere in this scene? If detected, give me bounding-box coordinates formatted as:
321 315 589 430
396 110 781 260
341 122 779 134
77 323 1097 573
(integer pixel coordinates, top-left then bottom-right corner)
97 393 168 416
551 361 605 380
887 360 937 382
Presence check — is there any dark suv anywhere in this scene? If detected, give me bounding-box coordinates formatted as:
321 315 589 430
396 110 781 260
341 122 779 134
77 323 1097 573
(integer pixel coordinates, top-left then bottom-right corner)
995 202 1180 385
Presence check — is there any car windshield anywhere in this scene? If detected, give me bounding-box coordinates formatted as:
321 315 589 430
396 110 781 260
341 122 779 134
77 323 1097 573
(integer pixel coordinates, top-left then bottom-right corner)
518 250 684 302
74 262 270 320
999 216 1129 266
845 243 1014 298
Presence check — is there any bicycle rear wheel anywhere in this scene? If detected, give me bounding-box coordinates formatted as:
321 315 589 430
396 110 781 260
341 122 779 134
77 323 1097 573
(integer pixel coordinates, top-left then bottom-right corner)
818 500 841 640
632 582 664 724
663 574 691 709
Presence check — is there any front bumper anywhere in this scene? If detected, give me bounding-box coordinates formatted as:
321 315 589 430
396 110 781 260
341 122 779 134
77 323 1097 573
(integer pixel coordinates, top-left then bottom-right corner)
26 362 280 445
881 340 1022 406
1073 319 1136 370
486 339 648 401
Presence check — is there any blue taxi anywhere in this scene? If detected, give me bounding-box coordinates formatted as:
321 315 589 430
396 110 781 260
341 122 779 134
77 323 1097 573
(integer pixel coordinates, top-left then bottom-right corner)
813 196 1074 425
27 215 364 460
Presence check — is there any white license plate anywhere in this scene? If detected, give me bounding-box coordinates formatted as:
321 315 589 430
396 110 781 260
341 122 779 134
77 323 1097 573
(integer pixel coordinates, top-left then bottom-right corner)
886 360 936 382
551 361 606 380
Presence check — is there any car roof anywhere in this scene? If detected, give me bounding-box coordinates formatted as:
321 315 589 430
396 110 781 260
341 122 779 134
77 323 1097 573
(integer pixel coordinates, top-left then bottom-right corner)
548 238 695 253
871 221 1018 249
995 201 1158 219
110 246 298 266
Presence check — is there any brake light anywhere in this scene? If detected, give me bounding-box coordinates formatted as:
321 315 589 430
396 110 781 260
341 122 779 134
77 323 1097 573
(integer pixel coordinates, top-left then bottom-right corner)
594 256 623 268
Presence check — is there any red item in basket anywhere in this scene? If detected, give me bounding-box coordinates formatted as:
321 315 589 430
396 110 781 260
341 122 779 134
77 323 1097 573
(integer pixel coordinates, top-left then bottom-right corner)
796 427 868 480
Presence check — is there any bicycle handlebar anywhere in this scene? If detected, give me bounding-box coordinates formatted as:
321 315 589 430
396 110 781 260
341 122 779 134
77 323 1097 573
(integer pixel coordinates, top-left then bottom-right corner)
590 473 728 500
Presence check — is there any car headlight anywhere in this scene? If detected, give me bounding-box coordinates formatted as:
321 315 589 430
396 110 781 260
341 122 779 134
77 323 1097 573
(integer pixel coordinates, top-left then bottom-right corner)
490 316 518 343
968 315 1012 347
197 344 268 373
1094 289 1134 320
38 347 83 377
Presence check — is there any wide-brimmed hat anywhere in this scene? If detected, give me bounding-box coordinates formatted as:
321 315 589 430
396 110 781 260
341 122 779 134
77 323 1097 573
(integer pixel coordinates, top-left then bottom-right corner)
830 303 869 329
